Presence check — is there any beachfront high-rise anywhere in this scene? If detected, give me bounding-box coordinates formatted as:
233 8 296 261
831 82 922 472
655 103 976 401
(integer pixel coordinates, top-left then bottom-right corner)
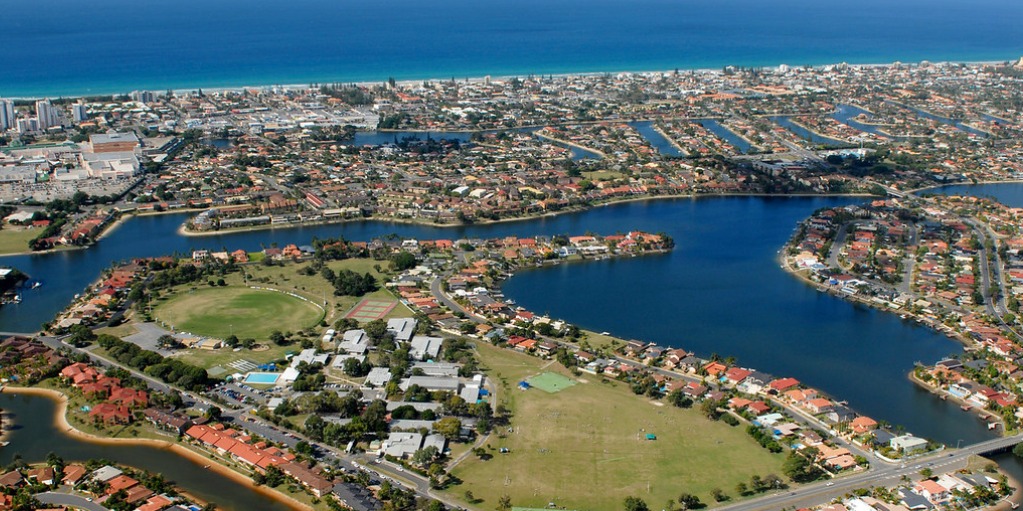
0 99 14 131
35 99 59 130
72 102 88 122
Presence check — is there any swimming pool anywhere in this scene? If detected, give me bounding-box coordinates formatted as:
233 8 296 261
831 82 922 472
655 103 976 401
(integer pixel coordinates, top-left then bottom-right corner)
243 372 281 385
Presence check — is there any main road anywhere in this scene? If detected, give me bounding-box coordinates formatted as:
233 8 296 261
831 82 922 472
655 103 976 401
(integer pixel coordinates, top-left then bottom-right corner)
718 433 1023 511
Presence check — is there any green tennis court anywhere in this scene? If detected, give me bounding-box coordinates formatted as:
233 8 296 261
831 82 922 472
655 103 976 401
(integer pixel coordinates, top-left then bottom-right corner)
526 372 577 393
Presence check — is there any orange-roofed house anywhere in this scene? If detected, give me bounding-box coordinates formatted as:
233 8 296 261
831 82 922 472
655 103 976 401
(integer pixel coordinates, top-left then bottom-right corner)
108 387 149 408
703 361 727 377
850 416 878 434
805 398 834 414
768 377 800 393
105 474 139 494
137 494 173 511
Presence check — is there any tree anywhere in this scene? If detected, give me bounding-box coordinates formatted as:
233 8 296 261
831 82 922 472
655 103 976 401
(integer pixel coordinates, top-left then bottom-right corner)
411 446 439 467
668 389 693 408
677 493 702 510
156 334 180 349
204 405 222 422
782 449 824 483
710 488 728 502
496 494 512 511
624 496 649 511
1013 442 1023 459
269 330 288 345
391 251 417 271
433 417 462 440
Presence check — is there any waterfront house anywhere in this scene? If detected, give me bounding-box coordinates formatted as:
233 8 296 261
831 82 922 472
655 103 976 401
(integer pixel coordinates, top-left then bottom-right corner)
805 398 835 414
25 467 54 486
768 377 800 394
143 408 193 435
850 416 878 434
724 367 751 385
824 405 856 425
61 465 88 486
890 434 928 453
703 361 727 377
278 462 333 497
89 403 131 424
0 471 23 489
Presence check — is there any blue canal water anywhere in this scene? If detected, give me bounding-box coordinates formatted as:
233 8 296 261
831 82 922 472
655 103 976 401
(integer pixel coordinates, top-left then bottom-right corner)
924 183 1023 206
0 195 1000 444
888 102 991 138
831 104 890 138
3 0 1023 97
500 197 995 444
631 121 684 157
769 116 848 147
698 119 753 154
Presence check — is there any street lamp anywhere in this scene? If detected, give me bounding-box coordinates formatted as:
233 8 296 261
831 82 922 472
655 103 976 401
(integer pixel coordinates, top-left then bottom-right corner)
956 439 962 449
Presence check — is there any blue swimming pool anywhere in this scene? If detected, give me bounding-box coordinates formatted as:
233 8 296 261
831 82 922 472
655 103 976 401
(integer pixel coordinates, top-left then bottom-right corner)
243 372 281 385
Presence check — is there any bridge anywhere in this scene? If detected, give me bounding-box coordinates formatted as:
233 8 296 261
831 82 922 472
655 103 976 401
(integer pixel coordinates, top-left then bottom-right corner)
958 433 1023 457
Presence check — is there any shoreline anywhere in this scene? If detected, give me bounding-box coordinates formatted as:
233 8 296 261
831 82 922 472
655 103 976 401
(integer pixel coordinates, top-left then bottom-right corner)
2 58 1016 100
178 191 879 238
0 386 311 511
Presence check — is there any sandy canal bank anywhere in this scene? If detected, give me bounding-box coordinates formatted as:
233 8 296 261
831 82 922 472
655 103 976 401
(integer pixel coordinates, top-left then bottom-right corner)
0 386 311 511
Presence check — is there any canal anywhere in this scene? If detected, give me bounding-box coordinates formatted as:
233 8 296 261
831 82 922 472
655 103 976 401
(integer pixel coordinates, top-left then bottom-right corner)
0 392 295 511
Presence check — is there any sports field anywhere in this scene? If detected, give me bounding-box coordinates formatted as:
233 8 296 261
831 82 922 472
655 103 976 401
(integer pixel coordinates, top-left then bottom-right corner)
447 342 785 511
153 287 324 339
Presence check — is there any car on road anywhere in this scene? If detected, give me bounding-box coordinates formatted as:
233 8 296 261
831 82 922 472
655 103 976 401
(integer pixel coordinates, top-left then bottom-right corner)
826 482 834 487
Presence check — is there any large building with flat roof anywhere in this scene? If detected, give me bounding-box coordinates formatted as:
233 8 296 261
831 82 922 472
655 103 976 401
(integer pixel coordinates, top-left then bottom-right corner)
90 132 140 153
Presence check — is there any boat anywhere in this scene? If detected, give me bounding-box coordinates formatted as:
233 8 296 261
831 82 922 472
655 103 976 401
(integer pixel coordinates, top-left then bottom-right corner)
961 405 972 411
988 422 998 430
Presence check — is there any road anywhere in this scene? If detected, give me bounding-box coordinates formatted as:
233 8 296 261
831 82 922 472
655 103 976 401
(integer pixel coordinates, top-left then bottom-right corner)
719 433 1023 511
38 490 109 511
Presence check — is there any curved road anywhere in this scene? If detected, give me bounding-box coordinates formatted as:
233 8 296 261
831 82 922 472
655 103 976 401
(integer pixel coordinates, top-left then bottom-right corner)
38 491 108 511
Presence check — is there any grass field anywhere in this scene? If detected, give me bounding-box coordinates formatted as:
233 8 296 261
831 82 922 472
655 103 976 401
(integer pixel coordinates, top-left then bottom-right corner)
154 287 324 339
241 258 413 324
0 226 39 255
446 343 784 511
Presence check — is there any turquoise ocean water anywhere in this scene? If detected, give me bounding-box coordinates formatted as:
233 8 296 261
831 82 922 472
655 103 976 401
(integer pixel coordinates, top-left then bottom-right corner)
3 0 1023 97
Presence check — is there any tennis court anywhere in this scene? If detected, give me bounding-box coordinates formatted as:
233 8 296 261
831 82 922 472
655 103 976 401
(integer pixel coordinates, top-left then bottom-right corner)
345 299 396 321
526 372 577 393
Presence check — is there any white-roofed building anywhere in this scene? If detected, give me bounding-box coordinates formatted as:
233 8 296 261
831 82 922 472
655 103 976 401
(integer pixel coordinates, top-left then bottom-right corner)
365 367 392 387
386 318 417 342
400 375 460 392
411 362 461 377
291 348 330 368
383 432 423 458
280 366 301 384
409 335 443 361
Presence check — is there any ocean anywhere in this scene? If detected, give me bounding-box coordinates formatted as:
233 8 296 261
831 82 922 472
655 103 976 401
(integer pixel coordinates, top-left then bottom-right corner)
4 0 1023 97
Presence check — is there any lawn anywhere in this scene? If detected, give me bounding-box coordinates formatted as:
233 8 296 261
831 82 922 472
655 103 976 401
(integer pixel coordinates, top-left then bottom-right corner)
446 343 784 511
153 286 324 339
163 343 299 372
0 226 39 255
241 258 412 324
